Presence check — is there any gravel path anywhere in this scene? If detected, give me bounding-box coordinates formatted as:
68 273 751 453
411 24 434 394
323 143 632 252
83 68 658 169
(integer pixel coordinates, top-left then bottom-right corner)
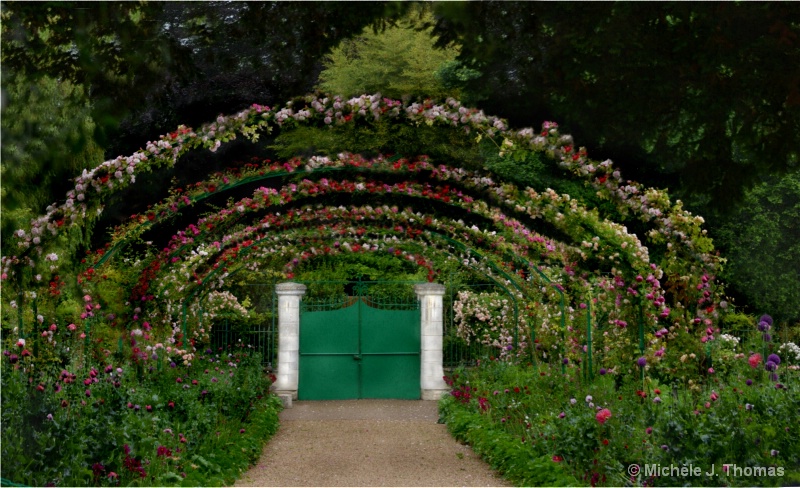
234 399 510 487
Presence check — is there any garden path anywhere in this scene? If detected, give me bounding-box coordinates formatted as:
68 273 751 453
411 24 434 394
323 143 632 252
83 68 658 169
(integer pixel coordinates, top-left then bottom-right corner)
234 399 510 487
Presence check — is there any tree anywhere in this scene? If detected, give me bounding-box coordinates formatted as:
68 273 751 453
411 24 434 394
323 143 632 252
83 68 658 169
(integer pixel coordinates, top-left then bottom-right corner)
0 74 105 253
317 7 463 100
429 2 800 212
714 170 800 323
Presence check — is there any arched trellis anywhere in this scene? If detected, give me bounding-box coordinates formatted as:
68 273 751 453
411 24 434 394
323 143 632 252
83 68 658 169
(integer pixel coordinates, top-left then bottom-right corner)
85 160 661 317
75 162 676 372
2 94 724 383
91 153 652 278
4 94 720 285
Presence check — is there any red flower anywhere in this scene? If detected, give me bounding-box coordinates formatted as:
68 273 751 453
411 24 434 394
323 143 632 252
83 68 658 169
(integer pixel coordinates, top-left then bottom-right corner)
596 408 612 424
552 455 563 463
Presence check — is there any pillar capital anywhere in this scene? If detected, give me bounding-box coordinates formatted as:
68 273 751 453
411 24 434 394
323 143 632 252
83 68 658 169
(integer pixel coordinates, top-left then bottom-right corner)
414 282 445 298
275 282 307 297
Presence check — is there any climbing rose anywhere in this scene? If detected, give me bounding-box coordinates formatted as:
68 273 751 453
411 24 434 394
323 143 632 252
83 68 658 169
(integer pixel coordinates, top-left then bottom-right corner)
596 408 612 424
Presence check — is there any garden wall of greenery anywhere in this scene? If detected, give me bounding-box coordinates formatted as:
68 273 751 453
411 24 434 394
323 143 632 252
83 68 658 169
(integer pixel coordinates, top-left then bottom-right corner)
3 94 798 486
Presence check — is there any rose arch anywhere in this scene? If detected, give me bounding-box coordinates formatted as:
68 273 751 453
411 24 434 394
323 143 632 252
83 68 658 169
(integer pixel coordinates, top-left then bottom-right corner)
2 94 726 398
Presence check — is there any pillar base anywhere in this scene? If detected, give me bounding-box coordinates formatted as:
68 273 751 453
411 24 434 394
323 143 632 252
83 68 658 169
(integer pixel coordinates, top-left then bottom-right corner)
271 387 298 401
421 388 450 401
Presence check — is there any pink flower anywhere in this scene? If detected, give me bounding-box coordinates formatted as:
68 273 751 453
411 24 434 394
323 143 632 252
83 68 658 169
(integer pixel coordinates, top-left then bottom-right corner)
748 353 762 369
596 408 612 424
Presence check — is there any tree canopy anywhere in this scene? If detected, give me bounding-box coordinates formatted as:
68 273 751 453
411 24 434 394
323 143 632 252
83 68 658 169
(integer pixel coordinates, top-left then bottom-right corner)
429 2 800 212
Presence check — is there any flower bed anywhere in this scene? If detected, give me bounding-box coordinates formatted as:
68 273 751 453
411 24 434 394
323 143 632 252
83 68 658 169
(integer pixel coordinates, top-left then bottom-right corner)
1 342 281 487
441 342 799 487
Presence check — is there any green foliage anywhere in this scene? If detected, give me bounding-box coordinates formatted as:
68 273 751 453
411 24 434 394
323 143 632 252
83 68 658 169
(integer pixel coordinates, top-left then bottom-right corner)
270 111 489 167
440 396 580 486
714 170 800 323
294 253 425 284
317 7 462 100
441 361 799 486
0 73 105 252
0 344 280 487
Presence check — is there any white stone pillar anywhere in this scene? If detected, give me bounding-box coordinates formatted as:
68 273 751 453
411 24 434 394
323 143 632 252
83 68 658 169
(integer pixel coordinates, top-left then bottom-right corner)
415 283 449 400
273 282 306 400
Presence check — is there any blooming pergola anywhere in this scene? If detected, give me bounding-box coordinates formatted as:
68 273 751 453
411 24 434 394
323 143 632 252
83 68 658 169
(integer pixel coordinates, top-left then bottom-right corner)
1 94 726 377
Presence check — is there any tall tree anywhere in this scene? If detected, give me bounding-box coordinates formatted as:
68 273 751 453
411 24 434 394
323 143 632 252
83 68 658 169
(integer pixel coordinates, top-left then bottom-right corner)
429 2 800 212
713 170 800 323
317 6 464 100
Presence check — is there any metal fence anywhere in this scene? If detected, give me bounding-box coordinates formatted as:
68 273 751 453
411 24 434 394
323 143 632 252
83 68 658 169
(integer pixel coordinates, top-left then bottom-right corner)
209 283 278 369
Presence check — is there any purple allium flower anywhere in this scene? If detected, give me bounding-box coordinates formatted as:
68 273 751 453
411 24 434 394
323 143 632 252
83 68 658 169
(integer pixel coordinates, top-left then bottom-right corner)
653 396 662 403
769 373 779 381
661 445 669 451
170 362 177 368
562 358 569 365
558 412 566 418
645 427 653 434
767 354 781 365
599 368 607 375
637 357 647 367
759 314 773 326
766 361 778 372
746 379 753 386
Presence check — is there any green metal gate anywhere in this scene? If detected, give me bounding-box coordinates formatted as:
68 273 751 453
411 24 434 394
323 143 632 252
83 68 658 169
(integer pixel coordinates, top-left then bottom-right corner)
299 284 420 400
